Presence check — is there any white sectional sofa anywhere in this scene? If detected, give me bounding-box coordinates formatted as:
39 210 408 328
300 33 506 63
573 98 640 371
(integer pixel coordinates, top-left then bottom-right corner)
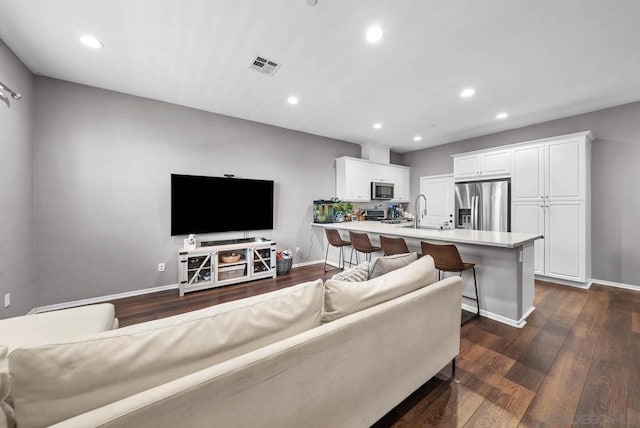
1 255 462 428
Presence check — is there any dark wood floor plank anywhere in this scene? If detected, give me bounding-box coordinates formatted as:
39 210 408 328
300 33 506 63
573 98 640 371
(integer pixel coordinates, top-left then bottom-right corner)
627 333 640 414
463 373 535 428
575 358 629 427
627 407 640 428
98 266 640 427
632 311 640 335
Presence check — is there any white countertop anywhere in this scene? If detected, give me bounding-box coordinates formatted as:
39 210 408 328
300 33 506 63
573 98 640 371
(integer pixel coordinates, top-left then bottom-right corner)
313 221 542 248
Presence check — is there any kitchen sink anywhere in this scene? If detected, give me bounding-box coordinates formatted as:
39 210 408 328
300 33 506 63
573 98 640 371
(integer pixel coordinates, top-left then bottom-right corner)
399 224 445 231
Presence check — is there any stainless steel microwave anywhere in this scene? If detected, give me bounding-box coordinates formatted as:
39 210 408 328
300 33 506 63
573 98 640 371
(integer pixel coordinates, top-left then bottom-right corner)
371 182 394 200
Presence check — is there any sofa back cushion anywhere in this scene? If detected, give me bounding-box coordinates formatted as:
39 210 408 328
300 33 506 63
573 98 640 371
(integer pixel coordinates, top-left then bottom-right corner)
330 261 369 282
368 252 418 279
323 255 436 322
8 279 324 428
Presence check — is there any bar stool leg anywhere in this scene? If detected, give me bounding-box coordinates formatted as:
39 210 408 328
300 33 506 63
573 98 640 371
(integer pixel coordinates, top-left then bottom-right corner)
472 267 479 316
323 244 330 272
339 246 344 270
349 247 355 267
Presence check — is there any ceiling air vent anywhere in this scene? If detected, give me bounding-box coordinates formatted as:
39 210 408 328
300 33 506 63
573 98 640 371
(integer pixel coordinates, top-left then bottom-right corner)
249 56 281 76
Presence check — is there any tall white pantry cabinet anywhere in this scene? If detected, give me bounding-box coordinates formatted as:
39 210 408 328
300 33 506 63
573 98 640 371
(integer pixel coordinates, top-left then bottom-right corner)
510 131 592 285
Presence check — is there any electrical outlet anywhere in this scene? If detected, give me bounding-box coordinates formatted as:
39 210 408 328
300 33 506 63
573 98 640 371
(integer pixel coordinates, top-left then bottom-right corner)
4 293 10 308
158 263 166 272
295 247 301 254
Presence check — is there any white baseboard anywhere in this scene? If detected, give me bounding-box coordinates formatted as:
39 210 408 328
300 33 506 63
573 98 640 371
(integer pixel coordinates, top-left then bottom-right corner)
535 275 590 289
589 278 640 292
292 259 324 268
28 283 180 315
462 302 532 328
28 262 328 315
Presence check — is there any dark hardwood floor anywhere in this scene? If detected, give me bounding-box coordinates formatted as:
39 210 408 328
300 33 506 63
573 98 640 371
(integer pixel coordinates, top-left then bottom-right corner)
105 265 640 427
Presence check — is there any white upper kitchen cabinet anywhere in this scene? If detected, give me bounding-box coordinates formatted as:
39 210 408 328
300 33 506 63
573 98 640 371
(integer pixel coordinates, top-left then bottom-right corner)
335 157 371 201
512 144 545 201
419 174 454 227
335 157 411 202
452 155 480 180
453 149 511 181
512 137 588 202
387 165 411 202
546 138 585 201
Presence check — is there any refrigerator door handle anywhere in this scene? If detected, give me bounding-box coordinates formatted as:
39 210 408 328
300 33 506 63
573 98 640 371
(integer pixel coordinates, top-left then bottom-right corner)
474 196 479 230
471 196 476 229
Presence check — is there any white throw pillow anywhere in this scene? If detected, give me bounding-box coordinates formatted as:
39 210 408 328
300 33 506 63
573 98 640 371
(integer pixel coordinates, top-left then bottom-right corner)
369 252 418 279
331 262 369 282
323 255 436 322
9 280 324 428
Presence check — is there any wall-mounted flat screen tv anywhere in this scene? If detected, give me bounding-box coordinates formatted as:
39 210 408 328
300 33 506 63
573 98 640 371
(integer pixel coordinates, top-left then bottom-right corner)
171 174 274 235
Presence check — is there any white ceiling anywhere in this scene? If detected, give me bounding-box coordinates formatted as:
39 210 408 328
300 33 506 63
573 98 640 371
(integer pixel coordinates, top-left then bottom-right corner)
1 0 640 153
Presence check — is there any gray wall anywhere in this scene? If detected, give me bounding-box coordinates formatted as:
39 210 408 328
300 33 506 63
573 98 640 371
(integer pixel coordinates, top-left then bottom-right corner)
0 40 35 317
399 101 640 286
34 77 359 307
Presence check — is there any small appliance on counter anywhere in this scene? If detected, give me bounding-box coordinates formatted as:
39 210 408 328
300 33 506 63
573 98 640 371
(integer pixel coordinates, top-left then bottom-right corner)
380 204 405 224
364 209 385 220
313 200 335 223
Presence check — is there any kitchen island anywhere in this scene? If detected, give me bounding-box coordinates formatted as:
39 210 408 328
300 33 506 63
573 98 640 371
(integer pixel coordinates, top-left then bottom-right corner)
313 221 543 327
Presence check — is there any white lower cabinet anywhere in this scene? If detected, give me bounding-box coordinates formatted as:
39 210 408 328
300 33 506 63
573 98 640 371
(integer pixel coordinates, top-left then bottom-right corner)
512 200 586 282
545 201 585 282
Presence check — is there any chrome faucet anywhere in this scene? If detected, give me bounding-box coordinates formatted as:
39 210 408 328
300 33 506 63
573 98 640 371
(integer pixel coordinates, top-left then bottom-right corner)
414 194 427 228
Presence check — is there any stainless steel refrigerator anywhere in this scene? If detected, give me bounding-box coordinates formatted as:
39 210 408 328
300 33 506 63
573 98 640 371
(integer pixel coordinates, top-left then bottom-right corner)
454 179 510 231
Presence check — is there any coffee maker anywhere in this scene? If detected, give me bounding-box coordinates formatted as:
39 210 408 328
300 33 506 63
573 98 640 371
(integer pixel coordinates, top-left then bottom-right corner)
387 204 403 220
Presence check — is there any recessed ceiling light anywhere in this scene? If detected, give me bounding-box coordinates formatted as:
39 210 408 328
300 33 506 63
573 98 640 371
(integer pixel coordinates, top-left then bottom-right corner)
287 96 299 105
80 35 103 49
496 112 509 120
413 136 422 141
373 123 382 129
366 26 384 43
460 88 475 98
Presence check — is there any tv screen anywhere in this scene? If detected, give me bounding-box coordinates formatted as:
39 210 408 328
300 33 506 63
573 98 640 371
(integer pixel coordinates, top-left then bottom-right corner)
171 174 274 235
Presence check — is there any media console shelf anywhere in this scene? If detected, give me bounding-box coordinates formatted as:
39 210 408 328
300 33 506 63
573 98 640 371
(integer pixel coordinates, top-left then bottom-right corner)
178 239 277 296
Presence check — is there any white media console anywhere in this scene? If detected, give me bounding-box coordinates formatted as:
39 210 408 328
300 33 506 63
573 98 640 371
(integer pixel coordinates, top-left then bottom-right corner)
178 238 277 296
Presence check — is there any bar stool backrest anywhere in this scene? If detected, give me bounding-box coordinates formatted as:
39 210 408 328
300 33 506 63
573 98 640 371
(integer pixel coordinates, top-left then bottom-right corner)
349 231 377 253
380 235 410 256
325 229 348 246
421 241 465 272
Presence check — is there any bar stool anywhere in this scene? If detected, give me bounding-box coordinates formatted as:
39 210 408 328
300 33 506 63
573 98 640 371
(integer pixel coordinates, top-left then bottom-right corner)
324 229 351 272
349 231 382 264
420 241 480 319
380 235 410 256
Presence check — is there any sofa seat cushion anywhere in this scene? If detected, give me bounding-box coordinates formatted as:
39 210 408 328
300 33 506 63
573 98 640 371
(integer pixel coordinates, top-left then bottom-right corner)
0 303 117 353
8 279 324 428
323 255 436 322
